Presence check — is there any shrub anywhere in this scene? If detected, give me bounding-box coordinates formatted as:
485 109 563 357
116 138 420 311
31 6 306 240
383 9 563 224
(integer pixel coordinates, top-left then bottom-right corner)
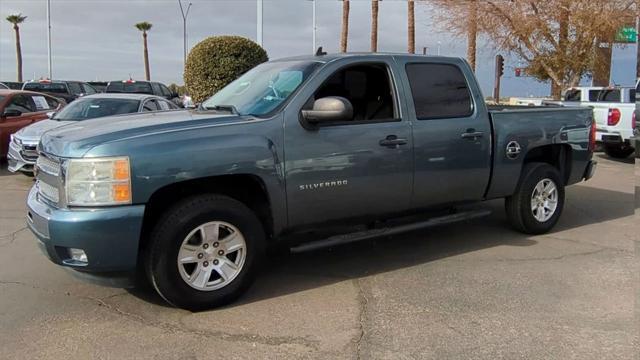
184 36 268 103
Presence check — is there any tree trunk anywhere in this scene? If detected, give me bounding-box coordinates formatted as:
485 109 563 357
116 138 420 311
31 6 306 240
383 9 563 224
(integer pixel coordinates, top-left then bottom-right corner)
466 0 477 71
14 24 22 83
143 31 150 80
371 0 379 52
340 0 350 52
554 4 569 99
551 81 562 100
408 0 415 54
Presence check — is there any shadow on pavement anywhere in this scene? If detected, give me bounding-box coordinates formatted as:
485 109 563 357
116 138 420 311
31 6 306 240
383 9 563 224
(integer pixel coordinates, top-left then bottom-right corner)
128 185 633 310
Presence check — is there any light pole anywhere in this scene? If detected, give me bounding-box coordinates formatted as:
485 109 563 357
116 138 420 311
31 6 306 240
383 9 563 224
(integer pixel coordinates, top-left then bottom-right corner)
46 0 52 79
257 0 263 46
179 0 192 69
312 0 316 53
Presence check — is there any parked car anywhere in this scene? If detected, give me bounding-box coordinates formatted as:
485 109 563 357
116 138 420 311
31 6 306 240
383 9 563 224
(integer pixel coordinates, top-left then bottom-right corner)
106 80 182 107
0 89 65 162
22 79 98 103
8 93 178 175
87 81 108 93
27 53 596 310
0 81 23 90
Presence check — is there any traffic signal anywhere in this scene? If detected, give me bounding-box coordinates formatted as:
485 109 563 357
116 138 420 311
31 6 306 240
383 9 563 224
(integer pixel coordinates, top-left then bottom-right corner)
515 68 522 77
496 55 504 77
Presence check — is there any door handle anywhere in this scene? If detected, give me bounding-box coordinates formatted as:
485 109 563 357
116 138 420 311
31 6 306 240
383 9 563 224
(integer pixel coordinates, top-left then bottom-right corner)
379 135 408 148
461 131 484 140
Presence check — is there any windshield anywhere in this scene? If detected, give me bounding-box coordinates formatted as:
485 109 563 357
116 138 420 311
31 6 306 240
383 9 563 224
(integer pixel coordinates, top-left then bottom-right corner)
107 82 153 94
24 82 67 94
53 98 140 121
201 60 320 116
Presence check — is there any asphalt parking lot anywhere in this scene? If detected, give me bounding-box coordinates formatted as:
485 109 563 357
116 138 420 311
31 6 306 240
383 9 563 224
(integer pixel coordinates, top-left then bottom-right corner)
0 154 637 359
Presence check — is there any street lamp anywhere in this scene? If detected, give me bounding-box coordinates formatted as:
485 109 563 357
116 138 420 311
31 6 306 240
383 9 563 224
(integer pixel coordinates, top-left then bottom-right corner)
179 0 192 68
46 0 52 79
257 0 263 46
312 0 316 53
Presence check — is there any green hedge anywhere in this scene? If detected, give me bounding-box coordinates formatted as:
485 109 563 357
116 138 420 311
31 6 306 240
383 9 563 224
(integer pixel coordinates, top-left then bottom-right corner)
184 36 268 103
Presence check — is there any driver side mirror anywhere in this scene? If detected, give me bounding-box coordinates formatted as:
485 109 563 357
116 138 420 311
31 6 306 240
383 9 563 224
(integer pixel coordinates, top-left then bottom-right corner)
301 96 353 124
46 111 56 119
1 108 22 118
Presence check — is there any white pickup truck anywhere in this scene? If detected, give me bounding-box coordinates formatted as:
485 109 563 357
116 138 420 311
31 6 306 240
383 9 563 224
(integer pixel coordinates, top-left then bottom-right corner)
558 86 635 158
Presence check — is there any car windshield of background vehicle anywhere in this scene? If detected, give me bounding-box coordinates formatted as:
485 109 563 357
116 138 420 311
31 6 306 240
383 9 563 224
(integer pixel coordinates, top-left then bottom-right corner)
53 98 140 121
23 82 67 94
201 60 321 117
107 82 153 94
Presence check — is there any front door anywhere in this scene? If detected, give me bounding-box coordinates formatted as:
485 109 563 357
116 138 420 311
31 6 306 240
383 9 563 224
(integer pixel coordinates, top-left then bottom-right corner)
284 59 414 228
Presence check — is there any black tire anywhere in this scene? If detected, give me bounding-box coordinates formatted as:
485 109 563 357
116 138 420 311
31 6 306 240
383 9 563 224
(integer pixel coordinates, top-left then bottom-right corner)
145 194 265 311
505 163 565 234
603 144 634 159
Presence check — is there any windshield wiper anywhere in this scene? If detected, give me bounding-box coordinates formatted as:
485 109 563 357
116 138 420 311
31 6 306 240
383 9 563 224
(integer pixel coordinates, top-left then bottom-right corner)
201 104 239 115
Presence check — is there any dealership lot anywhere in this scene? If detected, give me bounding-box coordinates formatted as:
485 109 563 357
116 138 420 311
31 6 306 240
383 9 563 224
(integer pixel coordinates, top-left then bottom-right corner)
0 154 636 359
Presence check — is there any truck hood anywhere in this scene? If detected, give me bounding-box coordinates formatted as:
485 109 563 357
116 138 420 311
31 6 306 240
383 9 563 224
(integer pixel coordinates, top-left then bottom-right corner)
40 110 247 158
15 119 74 144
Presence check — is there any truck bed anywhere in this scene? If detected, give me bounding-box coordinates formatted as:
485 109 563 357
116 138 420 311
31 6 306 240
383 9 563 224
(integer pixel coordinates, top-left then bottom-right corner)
485 106 593 200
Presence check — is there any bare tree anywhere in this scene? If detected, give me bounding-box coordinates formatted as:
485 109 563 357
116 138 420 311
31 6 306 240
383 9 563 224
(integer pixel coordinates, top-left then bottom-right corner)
431 0 634 99
408 0 415 54
371 0 379 52
135 22 153 80
340 0 350 52
6 14 26 82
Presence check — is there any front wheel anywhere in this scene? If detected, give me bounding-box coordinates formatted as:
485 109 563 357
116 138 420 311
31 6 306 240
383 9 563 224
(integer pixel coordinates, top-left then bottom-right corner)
603 144 634 159
145 194 265 311
505 163 565 234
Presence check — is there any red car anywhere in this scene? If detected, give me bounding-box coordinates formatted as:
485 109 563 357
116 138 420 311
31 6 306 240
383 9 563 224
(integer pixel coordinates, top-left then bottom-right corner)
0 89 65 159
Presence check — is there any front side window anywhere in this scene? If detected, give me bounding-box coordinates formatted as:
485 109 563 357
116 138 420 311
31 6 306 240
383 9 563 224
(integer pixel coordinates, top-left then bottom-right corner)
588 90 602 102
52 98 140 121
142 100 159 111
311 63 396 122
405 63 473 120
68 82 83 95
82 84 97 95
151 83 163 96
160 84 172 97
201 60 320 116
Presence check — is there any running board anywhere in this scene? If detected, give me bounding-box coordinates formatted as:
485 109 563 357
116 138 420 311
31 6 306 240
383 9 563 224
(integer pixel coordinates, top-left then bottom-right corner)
289 209 492 253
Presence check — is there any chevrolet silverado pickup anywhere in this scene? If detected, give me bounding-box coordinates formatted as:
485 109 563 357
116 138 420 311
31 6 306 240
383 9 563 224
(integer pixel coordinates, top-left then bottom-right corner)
27 53 597 310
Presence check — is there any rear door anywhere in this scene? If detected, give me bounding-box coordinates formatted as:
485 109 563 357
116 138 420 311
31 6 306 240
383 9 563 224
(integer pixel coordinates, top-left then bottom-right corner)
396 59 491 207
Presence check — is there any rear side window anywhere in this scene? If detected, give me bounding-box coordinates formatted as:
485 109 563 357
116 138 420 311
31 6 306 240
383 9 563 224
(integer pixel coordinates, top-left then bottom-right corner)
151 82 162 96
68 82 83 95
588 90 601 102
160 84 172 97
23 82 67 94
405 63 473 119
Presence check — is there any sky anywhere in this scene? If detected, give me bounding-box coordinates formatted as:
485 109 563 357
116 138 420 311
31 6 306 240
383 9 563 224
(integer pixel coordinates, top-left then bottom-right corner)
0 0 637 97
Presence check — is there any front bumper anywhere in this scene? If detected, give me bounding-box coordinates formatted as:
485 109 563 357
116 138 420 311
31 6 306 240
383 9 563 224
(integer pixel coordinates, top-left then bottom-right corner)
7 140 36 174
26 185 145 285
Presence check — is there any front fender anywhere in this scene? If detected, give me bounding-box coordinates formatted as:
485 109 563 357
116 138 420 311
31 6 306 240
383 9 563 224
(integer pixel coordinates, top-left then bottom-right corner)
85 118 286 231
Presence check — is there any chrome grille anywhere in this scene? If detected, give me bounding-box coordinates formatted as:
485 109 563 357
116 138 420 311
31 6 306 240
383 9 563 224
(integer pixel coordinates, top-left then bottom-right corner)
37 180 59 203
20 144 38 162
36 155 60 176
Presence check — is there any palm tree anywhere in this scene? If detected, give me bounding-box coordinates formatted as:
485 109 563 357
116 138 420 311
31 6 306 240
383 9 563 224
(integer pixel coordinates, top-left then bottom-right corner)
340 0 350 52
135 22 153 80
6 14 26 82
370 0 379 52
408 0 415 54
466 0 477 71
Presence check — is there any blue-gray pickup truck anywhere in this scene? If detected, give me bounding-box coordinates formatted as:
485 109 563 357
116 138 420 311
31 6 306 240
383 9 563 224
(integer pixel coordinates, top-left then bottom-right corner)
27 53 597 310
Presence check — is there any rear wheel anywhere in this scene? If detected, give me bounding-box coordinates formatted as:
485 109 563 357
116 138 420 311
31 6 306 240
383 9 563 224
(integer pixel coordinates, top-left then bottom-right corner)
145 194 265 311
505 163 565 234
603 144 634 159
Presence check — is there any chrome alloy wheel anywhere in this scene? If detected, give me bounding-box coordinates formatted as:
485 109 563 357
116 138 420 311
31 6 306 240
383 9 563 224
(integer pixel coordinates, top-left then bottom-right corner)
177 221 247 291
530 178 558 223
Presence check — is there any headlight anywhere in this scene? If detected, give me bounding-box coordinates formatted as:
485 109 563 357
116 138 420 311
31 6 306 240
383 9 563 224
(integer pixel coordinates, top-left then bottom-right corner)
65 157 132 206
10 134 21 146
